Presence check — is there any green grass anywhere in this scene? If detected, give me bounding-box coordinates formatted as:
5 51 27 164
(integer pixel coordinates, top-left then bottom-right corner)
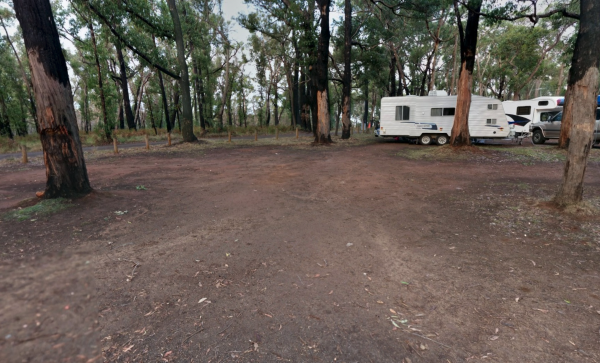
3 198 72 221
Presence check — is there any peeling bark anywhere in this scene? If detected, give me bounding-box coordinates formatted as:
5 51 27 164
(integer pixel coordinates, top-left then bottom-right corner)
14 0 91 198
314 0 332 143
450 0 481 147
555 0 600 205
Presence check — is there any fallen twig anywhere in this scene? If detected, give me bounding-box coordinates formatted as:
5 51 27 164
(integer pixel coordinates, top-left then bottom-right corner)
410 332 453 350
181 327 204 345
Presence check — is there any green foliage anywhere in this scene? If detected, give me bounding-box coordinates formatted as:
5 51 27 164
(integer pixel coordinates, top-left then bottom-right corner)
3 199 72 221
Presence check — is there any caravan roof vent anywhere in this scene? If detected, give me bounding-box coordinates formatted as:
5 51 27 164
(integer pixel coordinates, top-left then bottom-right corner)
428 90 448 96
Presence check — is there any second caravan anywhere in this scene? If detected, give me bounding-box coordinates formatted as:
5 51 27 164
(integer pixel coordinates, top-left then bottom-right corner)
501 97 564 138
378 91 510 145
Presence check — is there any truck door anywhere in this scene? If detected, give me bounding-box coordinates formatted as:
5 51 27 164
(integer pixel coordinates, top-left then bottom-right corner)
595 108 600 143
546 112 562 138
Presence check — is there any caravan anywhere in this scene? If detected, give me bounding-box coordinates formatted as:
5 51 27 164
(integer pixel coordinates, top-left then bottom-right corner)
502 97 563 138
377 91 509 145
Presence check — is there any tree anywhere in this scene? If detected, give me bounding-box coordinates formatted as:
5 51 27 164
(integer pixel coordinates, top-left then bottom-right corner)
554 0 599 206
13 0 91 198
340 0 352 139
314 0 332 143
449 0 481 147
166 0 197 142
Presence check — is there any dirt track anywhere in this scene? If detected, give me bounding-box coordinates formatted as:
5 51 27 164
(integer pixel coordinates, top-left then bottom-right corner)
1 139 600 362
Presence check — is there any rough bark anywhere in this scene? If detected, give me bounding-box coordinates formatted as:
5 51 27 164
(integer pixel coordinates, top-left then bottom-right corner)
341 0 352 139
554 0 600 206
314 0 332 143
166 0 197 141
450 0 481 147
116 41 136 130
14 0 91 198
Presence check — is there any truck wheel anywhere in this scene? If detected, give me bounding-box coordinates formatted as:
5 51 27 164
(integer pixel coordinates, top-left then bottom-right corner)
532 130 545 144
419 135 432 145
436 135 449 145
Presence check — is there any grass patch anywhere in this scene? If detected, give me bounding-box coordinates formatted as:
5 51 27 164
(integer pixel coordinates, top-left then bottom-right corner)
3 198 72 221
485 146 567 164
398 145 476 161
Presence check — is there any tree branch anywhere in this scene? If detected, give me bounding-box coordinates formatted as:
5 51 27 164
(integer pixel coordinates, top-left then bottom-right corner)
86 1 180 80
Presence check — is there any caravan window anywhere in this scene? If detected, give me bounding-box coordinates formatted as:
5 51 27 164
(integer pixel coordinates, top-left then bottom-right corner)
486 119 497 125
431 108 455 116
395 106 410 120
443 108 455 116
517 106 531 115
487 104 498 110
538 101 549 106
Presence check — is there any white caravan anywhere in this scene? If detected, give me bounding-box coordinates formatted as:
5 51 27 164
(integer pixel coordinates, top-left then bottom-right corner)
377 91 509 145
502 96 563 138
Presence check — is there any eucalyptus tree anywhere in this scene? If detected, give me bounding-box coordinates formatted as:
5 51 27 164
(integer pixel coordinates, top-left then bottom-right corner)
13 0 91 198
554 0 599 206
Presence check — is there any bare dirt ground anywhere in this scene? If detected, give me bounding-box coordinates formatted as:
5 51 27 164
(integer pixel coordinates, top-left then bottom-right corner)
1 136 600 363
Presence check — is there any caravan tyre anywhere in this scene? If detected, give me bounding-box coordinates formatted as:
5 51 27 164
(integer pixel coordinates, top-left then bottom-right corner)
419 135 432 145
532 130 546 144
436 135 449 145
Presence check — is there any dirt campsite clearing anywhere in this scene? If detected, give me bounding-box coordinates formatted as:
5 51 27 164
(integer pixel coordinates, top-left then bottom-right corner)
1 136 600 363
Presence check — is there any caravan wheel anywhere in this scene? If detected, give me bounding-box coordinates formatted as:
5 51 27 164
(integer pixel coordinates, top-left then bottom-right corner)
419 135 432 145
436 135 449 145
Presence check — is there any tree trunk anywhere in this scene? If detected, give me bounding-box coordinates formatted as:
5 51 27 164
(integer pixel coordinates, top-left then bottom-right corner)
166 0 197 141
341 0 352 139
556 63 565 96
293 39 301 127
88 23 110 138
191 51 205 133
389 50 397 96
274 83 279 126
0 95 13 139
217 48 231 129
153 35 171 132
362 81 369 130
14 0 91 198
300 68 308 130
116 41 136 130
335 101 341 136
169 84 180 131
554 0 600 205
450 0 481 147
314 0 332 143
265 81 272 126
146 93 157 134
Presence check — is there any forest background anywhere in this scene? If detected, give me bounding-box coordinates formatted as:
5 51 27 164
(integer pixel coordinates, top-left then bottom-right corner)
0 0 578 143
